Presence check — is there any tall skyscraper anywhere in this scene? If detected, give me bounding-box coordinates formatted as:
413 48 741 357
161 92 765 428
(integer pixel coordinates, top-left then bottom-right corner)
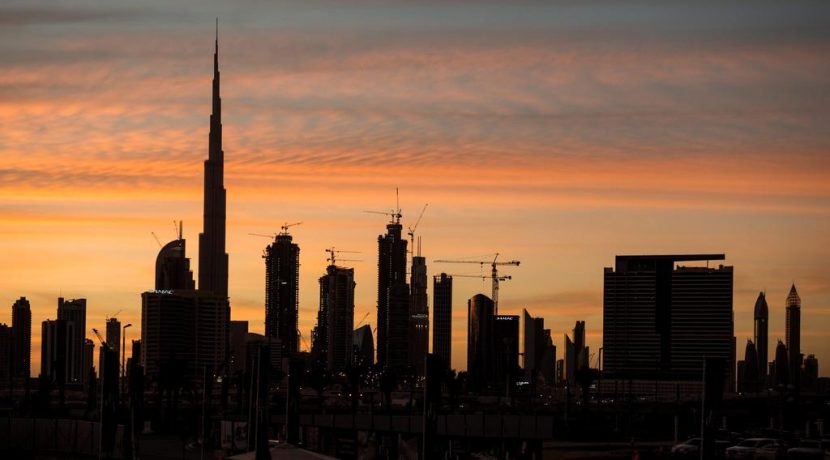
376 219 407 367
523 309 555 384
11 296 32 379
753 292 768 381
264 231 300 354
353 325 374 368
83 338 95 380
408 254 429 375
739 339 759 393
386 282 410 373
432 273 453 368
467 294 494 386
229 320 249 373
773 340 789 387
106 318 121 363
41 319 75 384
603 254 734 384
493 314 519 390
57 297 86 385
785 284 801 387
156 223 195 290
564 321 588 385
319 264 356 371
198 26 229 298
0 324 10 381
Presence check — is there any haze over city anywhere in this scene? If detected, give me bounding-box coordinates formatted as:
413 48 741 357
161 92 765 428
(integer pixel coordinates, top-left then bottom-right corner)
1 0 829 376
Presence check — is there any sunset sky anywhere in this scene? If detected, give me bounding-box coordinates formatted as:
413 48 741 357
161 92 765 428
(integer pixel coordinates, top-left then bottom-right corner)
1 0 829 375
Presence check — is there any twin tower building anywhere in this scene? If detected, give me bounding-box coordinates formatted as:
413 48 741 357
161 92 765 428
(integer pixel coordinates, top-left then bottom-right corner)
140 33 447 383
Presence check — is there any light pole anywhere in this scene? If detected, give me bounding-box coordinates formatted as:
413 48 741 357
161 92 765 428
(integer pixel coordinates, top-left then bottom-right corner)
122 323 132 397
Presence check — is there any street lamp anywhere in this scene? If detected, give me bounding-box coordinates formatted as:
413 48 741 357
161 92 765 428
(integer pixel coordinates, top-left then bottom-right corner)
122 323 132 396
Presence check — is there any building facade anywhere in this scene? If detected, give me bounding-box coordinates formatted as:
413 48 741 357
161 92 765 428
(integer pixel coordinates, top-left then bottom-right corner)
432 273 452 368
754 292 768 381
376 221 407 367
57 297 86 385
785 284 801 387
11 297 31 380
409 255 429 375
467 294 494 387
320 265 356 371
264 232 300 354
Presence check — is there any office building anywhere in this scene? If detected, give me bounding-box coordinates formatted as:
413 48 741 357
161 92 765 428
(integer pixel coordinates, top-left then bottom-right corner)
803 354 818 392
319 264 356 371
264 231 300 354
564 321 589 385
785 284 801 386
57 297 86 385
432 273 453 368
41 319 75 384
409 254 429 375
0 324 10 381
376 219 407 367
106 317 121 371
198 29 229 299
353 325 374 368
467 294 494 386
739 339 759 393
386 282 410 373
603 254 734 385
754 292 768 381
494 314 519 390
11 297 31 380
230 320 249 373
523 309 556 384
773 340 789 387
83 338 95 380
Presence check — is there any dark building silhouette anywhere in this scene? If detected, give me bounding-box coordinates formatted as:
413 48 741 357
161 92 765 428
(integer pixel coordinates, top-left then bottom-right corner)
353 324 374 368
564 321 588 385
311 276 328 365
319 264 356 371
494 314 519 390
754 292 768 381
142 231 229 381
376 219 407 367
57 297 86 385
523 309 556 385
432 273 452 368
0 324 10 381
156 224 195 290
387 282 410 373
785 284 801 387
229 320 248 373
773 340 789 387
603 254 734 385
264 231 300 354
106 317 121 373
11 296 31 380
467 294 494 386
198 28 229 299
409 254 429 375
41 319 75 384
739 339 759 393
83 338 95 379
803 354 818 392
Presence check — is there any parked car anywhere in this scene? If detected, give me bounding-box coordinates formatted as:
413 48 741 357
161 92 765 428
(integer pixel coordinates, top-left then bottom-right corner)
672 438 701 459
787 440 830 459
726 438 784 460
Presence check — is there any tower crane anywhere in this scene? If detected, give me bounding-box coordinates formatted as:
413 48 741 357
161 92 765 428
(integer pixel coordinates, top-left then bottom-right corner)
407 203 428 259
92 328 112 351
434 253 520 314
325 247 362 266
364 187 403 224
356 311 370 328
151 232 163 248
248 221 303 240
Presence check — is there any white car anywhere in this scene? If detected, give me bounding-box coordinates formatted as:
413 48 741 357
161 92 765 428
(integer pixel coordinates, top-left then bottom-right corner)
671 438 700 458
787 440 830 459
726 438 784 460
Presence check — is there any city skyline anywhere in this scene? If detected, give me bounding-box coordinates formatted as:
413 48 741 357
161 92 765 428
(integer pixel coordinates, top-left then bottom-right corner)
2 1 830 375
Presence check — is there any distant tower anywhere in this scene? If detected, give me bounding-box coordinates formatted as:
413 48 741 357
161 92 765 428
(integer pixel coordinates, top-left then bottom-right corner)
432 273 453 368
11 297 32 379
785 284 801 386
198 24 229 298
104 317 121 374
57 297 86 385
376 219 407 367
264 231 300 354
156 223 195 290
773 340 789 387
320 264 356 371
753 292 768 381
467 294 494 387
408 252 429 375
741 339 759 393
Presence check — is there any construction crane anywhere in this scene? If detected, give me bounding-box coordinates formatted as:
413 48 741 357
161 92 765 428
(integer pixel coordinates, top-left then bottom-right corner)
150 231 163 248
92 328 112 351
107 309 123 321
356 311 370 328
364 187 403 224
407 203 428 259
325 247 361 266
249 221 303 241
434 253 520 314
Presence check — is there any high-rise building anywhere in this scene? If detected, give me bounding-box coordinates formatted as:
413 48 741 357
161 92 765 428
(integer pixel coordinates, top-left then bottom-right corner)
376 220 407 367
773 340 789 387
494 314 519 390
156 223 195 290
229 320 249 373
785 284 801 386
409 255 429 375
739 339 759 393
564 321 589 385
523 309 556 384
83 338 95 379
57 297 86 385
11 297 32 379
803 354 818 392
41 319 75 384
603 254 734 385
386 282 410 373
198 26 229 299
467 294 494 386
0 324 10 381
432 273 453 368
753 292 768 381
264 231 300 354
106 317 121 369
353 325 374 369
319 264 356 371
540 331 556 385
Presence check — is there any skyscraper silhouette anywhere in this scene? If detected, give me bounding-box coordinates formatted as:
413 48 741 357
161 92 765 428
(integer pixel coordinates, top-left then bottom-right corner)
432 273 452 368
785 284 801 387
264 231 300 354
753 291 768 381
493 314 519 391
11 297 31 380
319 264 356 371
376 219 407 367
198 25 229 298
408 253 428 375
57 297 86 385
467 293 494 387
